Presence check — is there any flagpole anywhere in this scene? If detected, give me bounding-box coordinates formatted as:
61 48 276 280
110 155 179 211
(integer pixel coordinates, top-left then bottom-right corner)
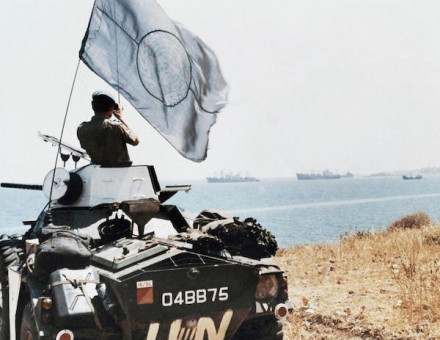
112 0 121 104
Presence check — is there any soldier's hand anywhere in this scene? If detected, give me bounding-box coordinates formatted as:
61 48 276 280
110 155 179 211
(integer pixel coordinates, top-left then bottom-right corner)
113 103 123 120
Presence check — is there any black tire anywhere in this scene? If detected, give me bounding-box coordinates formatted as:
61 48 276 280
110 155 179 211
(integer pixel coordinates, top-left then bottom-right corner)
0 237 25 340
19 303 38 340
233 315 283 340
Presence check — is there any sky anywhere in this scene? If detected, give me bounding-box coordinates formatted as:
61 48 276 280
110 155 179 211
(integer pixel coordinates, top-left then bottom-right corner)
1 0 440 183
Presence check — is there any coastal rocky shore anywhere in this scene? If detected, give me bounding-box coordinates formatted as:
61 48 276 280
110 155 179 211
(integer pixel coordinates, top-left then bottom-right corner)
276 212 440 339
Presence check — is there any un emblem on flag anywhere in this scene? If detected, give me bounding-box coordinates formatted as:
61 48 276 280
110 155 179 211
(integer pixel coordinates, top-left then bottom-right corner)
137 30 192 107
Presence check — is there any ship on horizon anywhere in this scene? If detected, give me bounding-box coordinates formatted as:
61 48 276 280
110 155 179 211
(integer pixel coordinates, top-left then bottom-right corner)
402 175 422 180
296 170 353 180
207 171 259 183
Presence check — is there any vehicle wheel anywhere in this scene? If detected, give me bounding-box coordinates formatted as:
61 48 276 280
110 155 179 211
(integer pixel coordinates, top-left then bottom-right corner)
0 237 25 339
19 303 38 340
233 315 283 340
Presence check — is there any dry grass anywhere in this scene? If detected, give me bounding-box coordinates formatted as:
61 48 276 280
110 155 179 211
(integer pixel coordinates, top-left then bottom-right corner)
388 211 432 231
275 213 440 339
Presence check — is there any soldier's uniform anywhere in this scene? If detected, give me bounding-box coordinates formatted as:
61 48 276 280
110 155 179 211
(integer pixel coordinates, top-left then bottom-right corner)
77 115 138 167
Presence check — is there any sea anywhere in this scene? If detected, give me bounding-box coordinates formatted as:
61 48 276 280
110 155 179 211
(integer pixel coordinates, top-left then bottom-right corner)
2 176 440 247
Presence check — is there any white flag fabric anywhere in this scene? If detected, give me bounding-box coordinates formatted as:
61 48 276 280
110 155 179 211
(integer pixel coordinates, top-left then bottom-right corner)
80 0 228 161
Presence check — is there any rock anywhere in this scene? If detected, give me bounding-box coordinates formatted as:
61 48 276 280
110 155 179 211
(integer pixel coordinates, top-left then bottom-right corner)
352 326 366 334
416 322 429 334
304 308 315 316
355 313 365 320
334 310 345 317
302 296 309 306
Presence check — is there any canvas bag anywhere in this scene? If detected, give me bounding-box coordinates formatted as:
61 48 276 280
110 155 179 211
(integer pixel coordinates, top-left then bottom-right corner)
33 230 91 277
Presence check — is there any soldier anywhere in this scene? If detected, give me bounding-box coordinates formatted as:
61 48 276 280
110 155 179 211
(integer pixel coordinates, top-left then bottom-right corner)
77 92 139 166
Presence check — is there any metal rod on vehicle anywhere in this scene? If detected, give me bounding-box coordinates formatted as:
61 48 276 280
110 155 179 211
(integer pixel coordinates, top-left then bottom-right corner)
48 59 81 209
1 183 43 191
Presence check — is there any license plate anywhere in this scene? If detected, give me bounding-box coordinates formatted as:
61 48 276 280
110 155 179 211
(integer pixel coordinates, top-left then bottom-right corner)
161 287 229 307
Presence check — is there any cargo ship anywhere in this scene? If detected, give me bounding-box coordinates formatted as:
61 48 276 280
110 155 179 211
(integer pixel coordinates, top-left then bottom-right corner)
296 170 353 180
207 171 259 183
402 175 422 180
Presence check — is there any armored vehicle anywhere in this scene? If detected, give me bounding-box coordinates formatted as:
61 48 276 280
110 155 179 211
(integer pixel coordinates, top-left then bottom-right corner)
1 0 291 337
0 149 291 340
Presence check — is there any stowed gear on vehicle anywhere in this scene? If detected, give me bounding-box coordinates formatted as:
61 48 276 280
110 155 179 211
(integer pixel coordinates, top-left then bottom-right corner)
0 164 291 340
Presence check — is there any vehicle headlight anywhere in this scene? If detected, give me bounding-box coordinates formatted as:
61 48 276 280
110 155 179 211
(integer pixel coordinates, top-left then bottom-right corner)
255 274 279 301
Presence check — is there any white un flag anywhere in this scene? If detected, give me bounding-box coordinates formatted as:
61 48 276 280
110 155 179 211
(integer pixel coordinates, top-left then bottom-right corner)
79 0 228 161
